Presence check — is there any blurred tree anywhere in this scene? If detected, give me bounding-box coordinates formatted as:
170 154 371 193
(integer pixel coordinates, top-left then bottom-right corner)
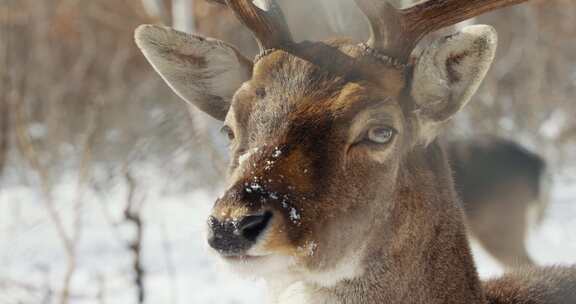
2 0 575 188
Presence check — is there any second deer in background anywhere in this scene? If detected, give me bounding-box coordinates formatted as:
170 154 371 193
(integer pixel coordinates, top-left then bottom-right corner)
447 136 548 269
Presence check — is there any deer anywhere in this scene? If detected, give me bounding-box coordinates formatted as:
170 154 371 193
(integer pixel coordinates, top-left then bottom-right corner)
446 136 549 269
135 0 576 303
141 0 552 271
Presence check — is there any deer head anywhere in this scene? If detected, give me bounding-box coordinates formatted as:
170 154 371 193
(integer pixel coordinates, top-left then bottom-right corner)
135 0 527 301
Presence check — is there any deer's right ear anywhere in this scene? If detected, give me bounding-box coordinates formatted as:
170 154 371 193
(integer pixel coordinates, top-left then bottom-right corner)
410 25 497 142
135 25 253 121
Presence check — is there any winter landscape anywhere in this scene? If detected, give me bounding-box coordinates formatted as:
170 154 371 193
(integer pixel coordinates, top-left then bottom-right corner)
2 0 576 303
0 167 575 304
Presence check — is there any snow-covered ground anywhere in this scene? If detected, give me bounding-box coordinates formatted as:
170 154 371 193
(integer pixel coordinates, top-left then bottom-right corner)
1 169 575 304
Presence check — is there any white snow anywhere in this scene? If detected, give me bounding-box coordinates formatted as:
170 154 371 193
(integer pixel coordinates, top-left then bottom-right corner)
272 147 282 159
1 169 575 303
289 208 301 225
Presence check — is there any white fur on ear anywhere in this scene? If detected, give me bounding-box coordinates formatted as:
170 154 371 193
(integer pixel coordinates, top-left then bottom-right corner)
135 25 252 121
411 25 497 140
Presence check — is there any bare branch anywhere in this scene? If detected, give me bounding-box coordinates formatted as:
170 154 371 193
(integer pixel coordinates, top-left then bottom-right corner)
12 92 76 304
123 170 146 304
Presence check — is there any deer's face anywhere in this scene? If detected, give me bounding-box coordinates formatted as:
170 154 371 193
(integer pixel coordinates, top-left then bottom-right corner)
136 1 497 285
208 46 409 281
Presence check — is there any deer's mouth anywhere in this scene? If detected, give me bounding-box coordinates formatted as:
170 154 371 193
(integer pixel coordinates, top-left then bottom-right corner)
219 252 297 278
222 255 263 262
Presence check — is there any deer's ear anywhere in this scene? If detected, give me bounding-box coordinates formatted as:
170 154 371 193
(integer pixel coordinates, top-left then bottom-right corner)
411 25 497 139
135 25 253 121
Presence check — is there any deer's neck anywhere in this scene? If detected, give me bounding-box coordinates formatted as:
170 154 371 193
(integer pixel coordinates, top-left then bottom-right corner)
277 142 486 304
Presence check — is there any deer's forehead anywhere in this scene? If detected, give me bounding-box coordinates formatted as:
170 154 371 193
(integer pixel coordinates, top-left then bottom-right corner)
251 47 407 92
230 50 407 136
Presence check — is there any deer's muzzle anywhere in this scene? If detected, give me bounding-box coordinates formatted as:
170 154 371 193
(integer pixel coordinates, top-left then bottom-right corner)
207 211 273 256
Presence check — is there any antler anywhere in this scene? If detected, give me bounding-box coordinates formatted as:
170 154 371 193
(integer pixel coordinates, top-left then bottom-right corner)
209 0 293 52
354 0 529 62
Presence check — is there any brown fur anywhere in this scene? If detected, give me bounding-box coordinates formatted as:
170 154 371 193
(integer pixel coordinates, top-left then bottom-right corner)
317 142 487 303
135 4 576 302
485 267 576 304
209 43 575 303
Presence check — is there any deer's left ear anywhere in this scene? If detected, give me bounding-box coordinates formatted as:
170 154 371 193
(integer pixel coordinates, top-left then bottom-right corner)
135 25 253 121
411 25 497 138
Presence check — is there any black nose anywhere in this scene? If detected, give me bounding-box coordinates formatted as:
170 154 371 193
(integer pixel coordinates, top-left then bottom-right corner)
207 212 273 256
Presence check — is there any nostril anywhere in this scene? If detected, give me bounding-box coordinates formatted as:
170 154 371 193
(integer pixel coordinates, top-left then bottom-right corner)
207 216 220 230
238 212 273 242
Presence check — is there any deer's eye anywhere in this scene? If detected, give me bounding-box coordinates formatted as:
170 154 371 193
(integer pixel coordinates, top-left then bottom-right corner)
367 126 395 144
220 125 235 141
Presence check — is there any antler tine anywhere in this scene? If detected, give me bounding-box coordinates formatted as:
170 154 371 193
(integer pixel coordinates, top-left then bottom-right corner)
355 0 529 62
217 0 293 52
354 0 403 57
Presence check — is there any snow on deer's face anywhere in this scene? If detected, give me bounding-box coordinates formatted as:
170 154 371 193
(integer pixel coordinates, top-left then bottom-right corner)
205 43 410 283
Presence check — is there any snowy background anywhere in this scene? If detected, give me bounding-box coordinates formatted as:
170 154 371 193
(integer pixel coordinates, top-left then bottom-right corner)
1 166 575 304
2 0 576 303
